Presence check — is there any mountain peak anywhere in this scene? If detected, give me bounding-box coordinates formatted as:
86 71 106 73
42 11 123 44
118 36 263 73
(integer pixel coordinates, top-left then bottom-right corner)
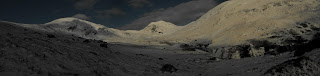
148 20 176 27
45 17 106 30
46 17 80 24
140 20 183 36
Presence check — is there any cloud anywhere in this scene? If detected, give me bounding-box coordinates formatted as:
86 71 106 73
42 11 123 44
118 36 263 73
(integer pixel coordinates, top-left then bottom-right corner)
96 8 126 19
74 0 100 10
72 14 91 20
120 0 219 30
128 0 152 8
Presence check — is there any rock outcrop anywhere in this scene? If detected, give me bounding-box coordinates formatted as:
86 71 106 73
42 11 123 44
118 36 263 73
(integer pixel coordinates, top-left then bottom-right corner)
264 49 320 76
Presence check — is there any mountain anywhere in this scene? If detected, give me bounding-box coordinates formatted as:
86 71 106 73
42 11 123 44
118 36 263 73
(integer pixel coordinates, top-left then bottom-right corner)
1 0 320 75
140 20 183 36
5 0 320 49
4 0 320 56
155 0 320 59
6 18 183 45
2 20 320 75
7 18 119 40
158 0 320 46
0 21 212 76
5 18 143 44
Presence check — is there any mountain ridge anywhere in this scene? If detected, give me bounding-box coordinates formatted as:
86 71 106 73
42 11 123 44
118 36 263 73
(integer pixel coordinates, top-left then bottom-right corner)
2 0 320 47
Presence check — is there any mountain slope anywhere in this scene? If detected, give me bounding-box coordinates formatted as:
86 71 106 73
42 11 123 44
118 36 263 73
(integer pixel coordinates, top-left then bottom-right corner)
3 21 320 76
140 20 184 36
159 0 320 46
3 0 320 48
0 21 212 76
2 0 320 75
6 0 320 47
7 18 183 45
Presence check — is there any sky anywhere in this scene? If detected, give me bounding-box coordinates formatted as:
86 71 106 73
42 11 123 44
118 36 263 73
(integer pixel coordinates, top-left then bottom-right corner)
0 0 226 30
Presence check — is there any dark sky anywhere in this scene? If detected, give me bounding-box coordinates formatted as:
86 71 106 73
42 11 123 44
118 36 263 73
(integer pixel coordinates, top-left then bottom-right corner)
0 0 226 29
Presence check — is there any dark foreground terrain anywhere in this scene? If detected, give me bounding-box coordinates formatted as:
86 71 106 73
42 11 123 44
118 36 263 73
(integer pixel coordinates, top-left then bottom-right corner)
0 22 320 76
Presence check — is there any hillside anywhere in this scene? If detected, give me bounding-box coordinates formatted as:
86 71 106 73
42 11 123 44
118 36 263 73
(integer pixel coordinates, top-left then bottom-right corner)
3 0 320 54
6 0 320 47
2 21 320 76
140 20 183 36
0 21 211 76
159 0 320 46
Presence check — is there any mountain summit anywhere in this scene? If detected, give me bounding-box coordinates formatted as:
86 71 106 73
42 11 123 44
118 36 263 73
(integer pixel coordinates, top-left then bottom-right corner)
140 20 183 36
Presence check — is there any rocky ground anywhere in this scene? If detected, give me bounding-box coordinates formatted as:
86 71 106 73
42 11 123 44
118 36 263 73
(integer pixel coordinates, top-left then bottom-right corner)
0 22 211 76
1 19 320 76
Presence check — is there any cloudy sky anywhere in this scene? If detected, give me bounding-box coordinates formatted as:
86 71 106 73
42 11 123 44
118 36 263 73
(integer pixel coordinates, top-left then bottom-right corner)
0 0 226 30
